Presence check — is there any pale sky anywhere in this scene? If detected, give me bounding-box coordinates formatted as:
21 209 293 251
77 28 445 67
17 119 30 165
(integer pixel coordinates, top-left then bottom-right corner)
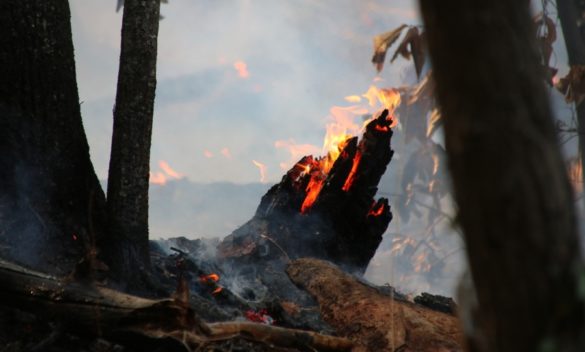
70 0 420 184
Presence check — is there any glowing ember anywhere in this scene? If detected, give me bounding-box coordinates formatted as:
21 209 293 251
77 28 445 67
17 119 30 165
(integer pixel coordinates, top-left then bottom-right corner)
200 273 220 283
212 287 223 295
72 233 78 241
245 309 274 325
368 202 385 217
234 60 250 78
252 160 268 183
341 151 363 192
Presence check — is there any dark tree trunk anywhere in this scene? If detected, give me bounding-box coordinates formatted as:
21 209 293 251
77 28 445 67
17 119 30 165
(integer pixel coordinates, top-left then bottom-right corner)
0 0 107 274
104 0 160 285
557 0 585 201
419 1 585 351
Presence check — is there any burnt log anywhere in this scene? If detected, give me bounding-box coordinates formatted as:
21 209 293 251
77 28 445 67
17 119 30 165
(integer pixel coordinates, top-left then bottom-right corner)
218 110 395 271
0 259 353 352
287 258 463 352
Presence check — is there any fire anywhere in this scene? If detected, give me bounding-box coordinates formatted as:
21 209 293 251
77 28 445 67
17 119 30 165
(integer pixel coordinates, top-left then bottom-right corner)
159 160 183 179
297 85 401 213
252 160 268 183
203 150 214 158
150 160 184 185
341 151 363 192
368 201 385 217
200 273 220 282
221 147 232 159
199 273 223 295
234 60 250 78
275 139 321 170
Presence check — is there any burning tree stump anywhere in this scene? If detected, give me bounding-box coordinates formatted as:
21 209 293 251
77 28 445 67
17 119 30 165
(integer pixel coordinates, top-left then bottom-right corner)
218 109 395 271
287 258 463 352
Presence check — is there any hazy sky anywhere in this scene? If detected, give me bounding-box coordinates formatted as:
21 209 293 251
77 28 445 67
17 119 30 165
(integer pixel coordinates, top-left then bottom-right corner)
67 0 577 296
70 0 421 184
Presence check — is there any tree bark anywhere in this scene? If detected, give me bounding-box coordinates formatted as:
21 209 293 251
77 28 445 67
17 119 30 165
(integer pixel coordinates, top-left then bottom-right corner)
105 0 161 285
557 0 585 202
418 1 585 351
0 0 107 274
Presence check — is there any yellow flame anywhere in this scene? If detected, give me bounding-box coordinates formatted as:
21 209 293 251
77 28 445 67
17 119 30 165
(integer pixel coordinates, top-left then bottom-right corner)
252 160 268 183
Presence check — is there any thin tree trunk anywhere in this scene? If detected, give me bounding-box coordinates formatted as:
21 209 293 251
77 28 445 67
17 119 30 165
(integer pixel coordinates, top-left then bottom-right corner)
557 0 585 202
0 0 107 274
418 1 585 351
104 0 160 286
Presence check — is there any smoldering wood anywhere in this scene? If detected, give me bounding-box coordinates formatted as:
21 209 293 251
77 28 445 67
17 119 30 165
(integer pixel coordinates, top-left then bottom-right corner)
286 258 464 352
0 259 353 352
218 110 394 272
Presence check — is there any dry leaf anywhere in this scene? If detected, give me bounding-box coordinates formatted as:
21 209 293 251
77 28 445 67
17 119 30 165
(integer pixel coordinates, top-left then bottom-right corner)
534 14 557 64
372 24 408 73
408 71 434 105
391 27 426 79
556 65 585 105
534 14 558 84
426 108 442 138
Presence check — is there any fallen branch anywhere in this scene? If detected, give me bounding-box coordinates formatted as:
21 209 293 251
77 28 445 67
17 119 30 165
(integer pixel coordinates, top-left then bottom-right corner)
286 258 464 352
0 259 352 351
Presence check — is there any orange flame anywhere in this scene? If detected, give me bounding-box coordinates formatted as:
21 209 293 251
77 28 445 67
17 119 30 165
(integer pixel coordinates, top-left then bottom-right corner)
150 172 167 185
252 160 268 183
368 202 385 217
200 273 220 283
234 60 250 78
150 160 184 185
283 84 401 213
221 147 232 159
203 150 214 158
212 287 223 295
159 160 183 179
342 151 363 192
275 139 321 170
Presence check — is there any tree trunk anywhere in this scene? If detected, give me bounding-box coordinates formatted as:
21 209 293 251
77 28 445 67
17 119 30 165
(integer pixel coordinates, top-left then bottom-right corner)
418 1 585 351
0 0 107 275
557 0 585 203
105 0 161 286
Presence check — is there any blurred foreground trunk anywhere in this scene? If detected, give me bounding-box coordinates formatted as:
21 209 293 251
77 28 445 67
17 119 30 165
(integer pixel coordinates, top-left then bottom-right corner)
419 1 585 350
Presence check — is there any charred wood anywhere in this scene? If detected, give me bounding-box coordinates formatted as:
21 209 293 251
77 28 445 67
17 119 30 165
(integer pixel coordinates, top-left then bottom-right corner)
0 259 353 352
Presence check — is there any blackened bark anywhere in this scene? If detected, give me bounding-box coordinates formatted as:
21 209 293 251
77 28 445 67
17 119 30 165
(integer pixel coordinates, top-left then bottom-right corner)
104 0 160 285
557 0 585 201
0 0 106 274
419 1 585 351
